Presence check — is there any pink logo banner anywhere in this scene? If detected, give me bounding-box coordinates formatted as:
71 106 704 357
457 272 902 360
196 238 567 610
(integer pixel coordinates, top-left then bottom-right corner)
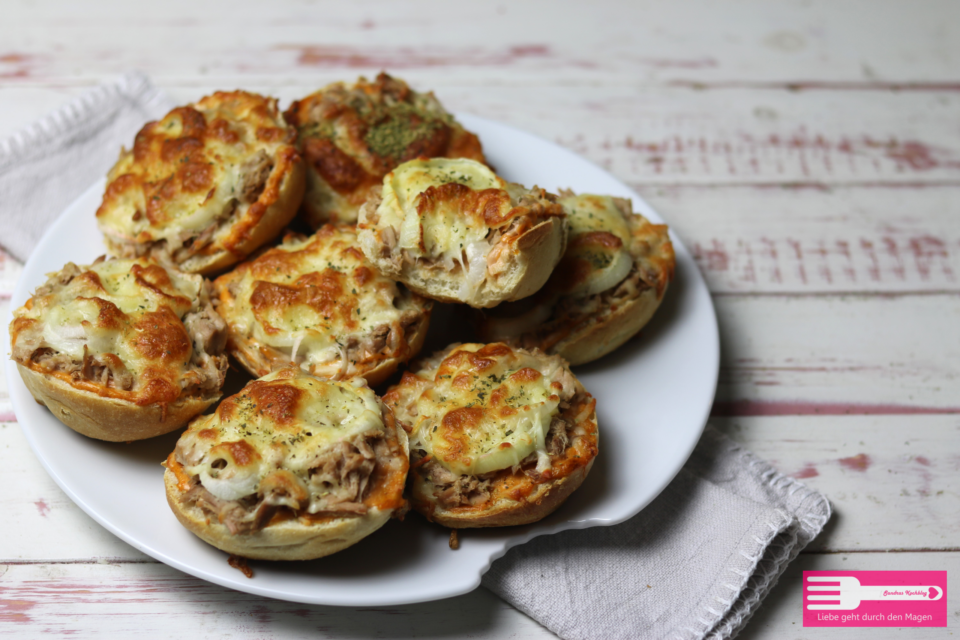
803 571 946 627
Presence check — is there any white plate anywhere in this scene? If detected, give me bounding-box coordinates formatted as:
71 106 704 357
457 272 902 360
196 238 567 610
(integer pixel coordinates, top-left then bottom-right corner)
6 113 719 606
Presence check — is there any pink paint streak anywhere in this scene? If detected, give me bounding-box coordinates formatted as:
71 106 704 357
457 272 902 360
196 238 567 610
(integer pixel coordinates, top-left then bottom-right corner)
710 400 960 417
0 52 38 80
34 499 50 518
284 44 560 69
637 57 717 69
915 456 932 466
886 141 940 171
0 412 17 423
0 599 35 624
792 464 820 479
670 80 960 92
692 240 729 271
839 453 872 472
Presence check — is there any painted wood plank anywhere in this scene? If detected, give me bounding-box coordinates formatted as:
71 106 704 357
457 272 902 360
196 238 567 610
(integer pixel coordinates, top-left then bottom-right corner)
641 185 960 294
0 563 554 639
0 421 147 562
711 294 960 411
1 554 956 639
714 415 960 552
1 0 959 84
738 551 960 639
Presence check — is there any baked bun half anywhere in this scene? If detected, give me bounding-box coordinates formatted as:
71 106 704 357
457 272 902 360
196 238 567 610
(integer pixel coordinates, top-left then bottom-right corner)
213 224 431 385
96 91 305 275
358 158 567 308
164 368 409 560
479 193 675 365
10 257 228 441
284 72 486 227
383 343 598 528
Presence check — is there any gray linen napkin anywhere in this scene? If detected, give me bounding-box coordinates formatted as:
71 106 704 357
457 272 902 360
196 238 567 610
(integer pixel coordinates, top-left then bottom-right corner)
484 425 830 640
0 73 830 640
0 72 173 262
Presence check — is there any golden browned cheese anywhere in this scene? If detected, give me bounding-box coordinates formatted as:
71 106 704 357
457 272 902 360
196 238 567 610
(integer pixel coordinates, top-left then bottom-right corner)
357 158 568 308
213 225 431 383
171 369 408 518
96 91 303 273
10 257 227 409
383 343 598 524
284 73 487 226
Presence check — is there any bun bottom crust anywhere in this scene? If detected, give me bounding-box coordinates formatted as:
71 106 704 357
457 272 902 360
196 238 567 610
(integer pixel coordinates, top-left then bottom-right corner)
18 363 216 442
550 285 664 366
411 459 594 528
164 470 392 560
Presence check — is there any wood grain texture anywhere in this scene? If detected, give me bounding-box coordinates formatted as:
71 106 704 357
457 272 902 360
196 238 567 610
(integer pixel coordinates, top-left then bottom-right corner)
714 416 960 552
712 295 960 411
1 0 958 85
0 555 956 639
643 185 960 294
2 0 958 637
0 563 554 639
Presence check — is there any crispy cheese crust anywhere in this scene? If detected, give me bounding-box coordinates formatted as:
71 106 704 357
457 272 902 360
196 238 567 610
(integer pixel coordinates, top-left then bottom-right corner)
479 194 675 365
284 73 487 227
96 91 305 275
10 257 228 441
358 158 567 308
164 369 409 560
383 343 598 528
213 225 432 385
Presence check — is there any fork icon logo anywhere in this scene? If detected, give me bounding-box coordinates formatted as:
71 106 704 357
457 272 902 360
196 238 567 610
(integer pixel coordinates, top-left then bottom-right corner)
806 576 943 610
802 571 947 628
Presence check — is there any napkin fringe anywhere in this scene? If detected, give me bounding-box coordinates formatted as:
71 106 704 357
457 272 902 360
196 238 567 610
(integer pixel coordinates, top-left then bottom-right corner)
0 71 167 163
679 508 796 640
696 439 832 640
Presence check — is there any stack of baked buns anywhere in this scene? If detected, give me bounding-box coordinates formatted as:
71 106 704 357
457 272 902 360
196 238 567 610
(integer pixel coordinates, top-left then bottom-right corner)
10 73 675 562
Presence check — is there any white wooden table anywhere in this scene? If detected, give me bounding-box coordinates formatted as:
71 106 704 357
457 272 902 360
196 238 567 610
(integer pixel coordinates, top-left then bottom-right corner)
2 2 958 637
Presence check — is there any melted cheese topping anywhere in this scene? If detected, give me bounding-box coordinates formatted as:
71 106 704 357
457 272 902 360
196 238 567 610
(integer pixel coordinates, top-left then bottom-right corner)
555 194 634 297
177 370 384 508
96 91 298 255
385 158 502 257
398 343 570 476
374 158 554 301
215 225 424 375
284 72 487 225
12 258 205 403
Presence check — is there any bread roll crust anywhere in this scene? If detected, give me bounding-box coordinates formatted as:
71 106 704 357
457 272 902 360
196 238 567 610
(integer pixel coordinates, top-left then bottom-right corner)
96 90 305 275
18 363 217 441
164 369 409 560
164 469 394 561
284 72 487 227
10 258 228 441
384 343 598 528
358 159 568 308
479 195 674 365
